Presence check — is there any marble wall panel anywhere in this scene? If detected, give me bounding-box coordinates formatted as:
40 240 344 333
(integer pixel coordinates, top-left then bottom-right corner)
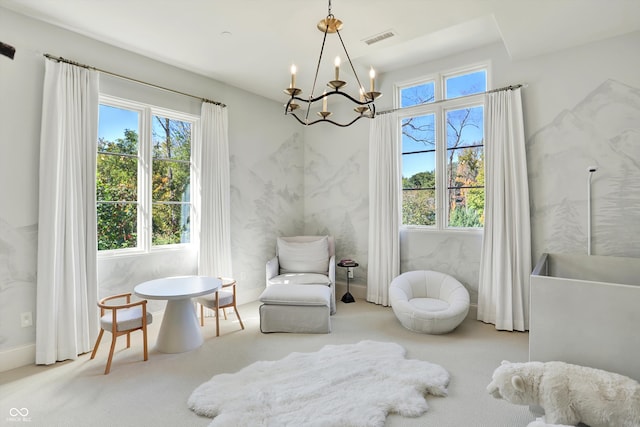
400 230 483 303
528 79 640 261
229 131 305 299
0 218 38 349
97 250 198 313
303 119 370 288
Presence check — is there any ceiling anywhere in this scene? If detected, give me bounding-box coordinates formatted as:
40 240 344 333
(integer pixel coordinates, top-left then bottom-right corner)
2 0 640 102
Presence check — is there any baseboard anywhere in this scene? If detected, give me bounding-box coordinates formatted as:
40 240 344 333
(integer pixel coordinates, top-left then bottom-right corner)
0 343 36 373
467 303 478 318
237 287 264 306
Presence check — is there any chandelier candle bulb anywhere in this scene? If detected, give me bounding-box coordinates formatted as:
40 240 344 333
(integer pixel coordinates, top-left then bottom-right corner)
322 90 328 112
369 67 375 92
334 56 340 81
290 64 297 88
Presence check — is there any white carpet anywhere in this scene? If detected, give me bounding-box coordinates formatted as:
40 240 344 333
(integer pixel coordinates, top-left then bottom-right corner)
188 340 450 427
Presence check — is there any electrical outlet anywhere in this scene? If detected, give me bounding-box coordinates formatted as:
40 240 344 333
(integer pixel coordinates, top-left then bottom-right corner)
20 312 33 328
348 268 354 279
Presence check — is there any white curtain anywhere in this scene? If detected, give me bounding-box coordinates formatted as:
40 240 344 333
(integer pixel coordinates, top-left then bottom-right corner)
477 87 531 331
36 59 99 364
367 113 400 306
195 102 232 280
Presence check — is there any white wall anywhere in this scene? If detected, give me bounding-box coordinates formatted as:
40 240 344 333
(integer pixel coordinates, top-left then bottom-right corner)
0 7 301 367
302 110 370 291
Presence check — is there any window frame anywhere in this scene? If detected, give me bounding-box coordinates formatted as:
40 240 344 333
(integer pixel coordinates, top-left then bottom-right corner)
97 94 199 257
395 64 488 232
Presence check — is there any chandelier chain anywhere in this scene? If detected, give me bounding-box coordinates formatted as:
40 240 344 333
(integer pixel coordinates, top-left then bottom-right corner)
335 29 364 94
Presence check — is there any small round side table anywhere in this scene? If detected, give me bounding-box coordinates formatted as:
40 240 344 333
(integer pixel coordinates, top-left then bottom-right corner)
337 261 358 303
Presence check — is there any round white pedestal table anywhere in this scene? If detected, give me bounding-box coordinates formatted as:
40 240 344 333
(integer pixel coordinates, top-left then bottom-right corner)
134 276 221 353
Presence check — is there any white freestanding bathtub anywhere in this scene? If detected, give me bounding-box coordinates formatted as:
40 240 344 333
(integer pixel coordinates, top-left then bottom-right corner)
529 253 640 381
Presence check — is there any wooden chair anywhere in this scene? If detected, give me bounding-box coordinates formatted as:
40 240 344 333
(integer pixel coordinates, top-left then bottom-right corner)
90 293 153 374
196 277 244 336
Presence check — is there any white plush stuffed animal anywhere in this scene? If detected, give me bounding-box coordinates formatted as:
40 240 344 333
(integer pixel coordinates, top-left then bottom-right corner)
487 360 640 427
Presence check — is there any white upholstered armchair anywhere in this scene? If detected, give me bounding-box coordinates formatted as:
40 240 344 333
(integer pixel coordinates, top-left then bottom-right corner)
265 235 336 314
260 235 336 333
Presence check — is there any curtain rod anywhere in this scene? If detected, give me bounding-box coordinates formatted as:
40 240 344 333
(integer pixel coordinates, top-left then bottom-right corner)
377 83 525 115
43 53 226 108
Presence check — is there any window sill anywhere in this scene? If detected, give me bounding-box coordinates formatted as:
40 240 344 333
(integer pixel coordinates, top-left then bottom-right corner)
400 226 483 236
98 244 194 260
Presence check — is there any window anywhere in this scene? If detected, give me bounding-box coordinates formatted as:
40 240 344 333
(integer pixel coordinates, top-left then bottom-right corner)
397 67 486 229
97 96 196 252
151 115 192 246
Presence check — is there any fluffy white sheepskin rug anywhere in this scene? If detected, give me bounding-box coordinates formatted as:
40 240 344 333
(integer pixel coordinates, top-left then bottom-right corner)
188 340 450 427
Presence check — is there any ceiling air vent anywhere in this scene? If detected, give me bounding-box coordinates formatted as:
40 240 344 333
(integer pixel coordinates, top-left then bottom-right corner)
363 30 396 45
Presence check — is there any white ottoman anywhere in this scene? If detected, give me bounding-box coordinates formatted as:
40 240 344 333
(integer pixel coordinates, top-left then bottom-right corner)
259 284 332 333
389 270 470 334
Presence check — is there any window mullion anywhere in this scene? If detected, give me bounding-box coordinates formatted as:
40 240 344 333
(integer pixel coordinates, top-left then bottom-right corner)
436 105 447 229
434 77 443 103
190 120 199 249
139 107 152 252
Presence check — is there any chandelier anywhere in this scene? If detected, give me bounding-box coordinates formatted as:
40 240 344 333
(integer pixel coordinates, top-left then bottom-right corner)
284 0 382 127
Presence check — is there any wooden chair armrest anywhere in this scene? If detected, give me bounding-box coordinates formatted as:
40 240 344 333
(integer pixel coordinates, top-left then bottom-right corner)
100 292 132 304
98 294 147 311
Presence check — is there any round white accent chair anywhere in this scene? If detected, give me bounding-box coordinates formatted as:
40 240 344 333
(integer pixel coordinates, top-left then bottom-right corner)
389 270 470 334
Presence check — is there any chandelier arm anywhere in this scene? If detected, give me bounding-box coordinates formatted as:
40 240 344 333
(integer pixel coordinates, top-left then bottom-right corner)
287 91 374 127
335 28 366 94
288 111 313 126
289 113 369 127
284 97 296 115
291 90 372 105
369 102 376 118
